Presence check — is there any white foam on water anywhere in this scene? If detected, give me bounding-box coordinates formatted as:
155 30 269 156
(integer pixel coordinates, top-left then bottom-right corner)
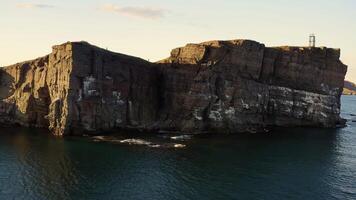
92 136 187 149
170 135 193 141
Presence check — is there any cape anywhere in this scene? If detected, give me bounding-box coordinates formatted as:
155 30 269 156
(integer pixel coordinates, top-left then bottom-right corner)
0 40 348 135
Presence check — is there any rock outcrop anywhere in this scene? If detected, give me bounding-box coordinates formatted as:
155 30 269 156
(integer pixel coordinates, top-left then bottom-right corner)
0 40 348 135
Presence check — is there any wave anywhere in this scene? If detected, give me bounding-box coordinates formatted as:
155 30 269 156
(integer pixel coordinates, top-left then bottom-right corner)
91 136 186 149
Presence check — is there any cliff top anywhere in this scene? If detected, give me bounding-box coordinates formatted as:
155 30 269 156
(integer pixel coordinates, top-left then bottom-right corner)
1 39 344 69
183 39 340 51
158 39 343 65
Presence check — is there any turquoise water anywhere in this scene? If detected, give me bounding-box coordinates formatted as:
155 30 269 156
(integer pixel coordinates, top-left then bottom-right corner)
0 96 355 200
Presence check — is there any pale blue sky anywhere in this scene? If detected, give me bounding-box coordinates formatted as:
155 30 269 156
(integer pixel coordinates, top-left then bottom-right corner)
1 0 355 81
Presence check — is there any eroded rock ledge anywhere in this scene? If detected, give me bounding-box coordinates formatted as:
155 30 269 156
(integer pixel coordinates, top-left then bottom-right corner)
0 40 348 135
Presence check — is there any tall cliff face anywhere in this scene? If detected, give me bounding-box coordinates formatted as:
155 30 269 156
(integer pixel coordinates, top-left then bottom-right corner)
0 55 50 127
0 40 348 135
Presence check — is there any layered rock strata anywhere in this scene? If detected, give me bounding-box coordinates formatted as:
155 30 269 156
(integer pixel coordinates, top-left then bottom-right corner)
0 40 348 135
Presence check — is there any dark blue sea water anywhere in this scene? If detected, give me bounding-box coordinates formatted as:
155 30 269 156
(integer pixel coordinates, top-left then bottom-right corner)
0 96 355 200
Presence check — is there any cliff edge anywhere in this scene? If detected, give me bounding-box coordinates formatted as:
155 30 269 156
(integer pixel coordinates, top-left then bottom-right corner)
0 40 348 135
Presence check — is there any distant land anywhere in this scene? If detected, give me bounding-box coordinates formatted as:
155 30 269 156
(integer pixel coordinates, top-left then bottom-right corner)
343 80 356 95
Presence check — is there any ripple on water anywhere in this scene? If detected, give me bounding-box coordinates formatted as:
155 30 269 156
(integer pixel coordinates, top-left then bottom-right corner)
0 96 355 199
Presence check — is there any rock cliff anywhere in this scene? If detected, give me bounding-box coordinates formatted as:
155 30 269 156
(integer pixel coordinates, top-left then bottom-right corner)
0 40 348 135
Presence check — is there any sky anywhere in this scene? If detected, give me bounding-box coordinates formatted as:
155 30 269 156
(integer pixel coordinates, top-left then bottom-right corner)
0 0 355 81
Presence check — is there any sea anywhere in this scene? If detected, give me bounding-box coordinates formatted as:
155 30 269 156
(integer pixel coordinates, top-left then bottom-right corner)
0 96 355 200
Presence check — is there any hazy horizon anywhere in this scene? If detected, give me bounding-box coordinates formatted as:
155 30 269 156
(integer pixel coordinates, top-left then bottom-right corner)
1 0 355 82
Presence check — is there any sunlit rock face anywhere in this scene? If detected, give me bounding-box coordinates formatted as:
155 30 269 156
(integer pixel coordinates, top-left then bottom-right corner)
157 40 347 133
0 56 50 128
0 40 348 135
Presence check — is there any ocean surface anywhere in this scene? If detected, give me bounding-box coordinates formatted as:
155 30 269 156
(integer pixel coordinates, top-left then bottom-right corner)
0 96 355 200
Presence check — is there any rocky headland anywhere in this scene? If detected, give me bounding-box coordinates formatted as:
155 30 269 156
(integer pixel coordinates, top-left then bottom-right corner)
0 40 348 136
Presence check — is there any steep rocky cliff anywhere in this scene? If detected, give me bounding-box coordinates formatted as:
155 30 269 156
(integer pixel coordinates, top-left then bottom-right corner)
0 40 348 135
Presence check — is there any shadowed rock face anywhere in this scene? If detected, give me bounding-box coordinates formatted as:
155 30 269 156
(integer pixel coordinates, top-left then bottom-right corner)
0 40 348 135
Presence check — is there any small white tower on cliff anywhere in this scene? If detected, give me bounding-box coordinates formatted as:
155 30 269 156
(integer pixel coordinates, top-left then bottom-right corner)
309 34 316 47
